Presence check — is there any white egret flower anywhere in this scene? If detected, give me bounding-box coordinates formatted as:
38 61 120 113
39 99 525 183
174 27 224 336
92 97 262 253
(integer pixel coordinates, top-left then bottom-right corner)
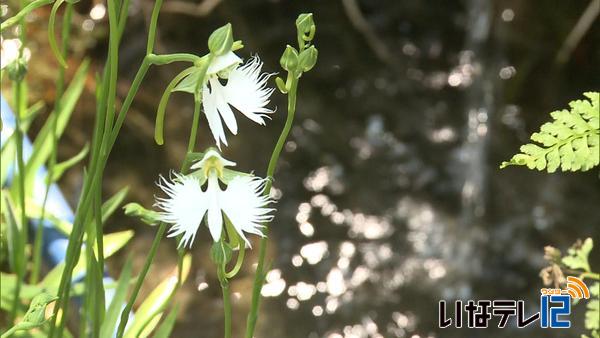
203 51 275 148
155 150 274 248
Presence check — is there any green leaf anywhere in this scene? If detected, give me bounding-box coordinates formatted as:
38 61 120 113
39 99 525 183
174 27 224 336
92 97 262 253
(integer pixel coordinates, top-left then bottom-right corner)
152 305 179 338
1 193 25 282
585 294 599 330
41 230 134 288
100 257 133 338
101 186 129 224
501 92 599 172
46 143 89 183
123 254 192 338
99 230 135 258
0 273 44 311
562 238 593 272
23 60 89 195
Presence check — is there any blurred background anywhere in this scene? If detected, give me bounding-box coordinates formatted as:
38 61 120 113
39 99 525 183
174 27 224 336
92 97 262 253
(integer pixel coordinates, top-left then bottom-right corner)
2 0 599 337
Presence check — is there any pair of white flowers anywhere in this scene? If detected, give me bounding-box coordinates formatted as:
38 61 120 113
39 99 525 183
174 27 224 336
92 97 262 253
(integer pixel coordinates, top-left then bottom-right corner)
156 52 275 248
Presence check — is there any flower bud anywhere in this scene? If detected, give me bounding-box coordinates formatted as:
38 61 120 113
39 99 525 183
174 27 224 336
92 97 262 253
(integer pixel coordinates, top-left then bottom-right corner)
280 45 299 72
296 13 315 36
208 23 234 56
7 57 28 82
123 203 161 226
210 240 233 265
298 46 318 72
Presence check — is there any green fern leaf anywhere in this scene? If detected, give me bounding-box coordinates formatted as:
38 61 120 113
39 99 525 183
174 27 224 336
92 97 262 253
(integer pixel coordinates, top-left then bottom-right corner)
501 92 600 172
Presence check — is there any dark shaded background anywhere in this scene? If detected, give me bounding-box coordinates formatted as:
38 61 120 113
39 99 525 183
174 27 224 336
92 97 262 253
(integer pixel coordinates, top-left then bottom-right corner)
6 0 600 337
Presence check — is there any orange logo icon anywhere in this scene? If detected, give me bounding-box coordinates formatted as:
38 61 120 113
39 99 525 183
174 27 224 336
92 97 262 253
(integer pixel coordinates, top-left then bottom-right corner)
562 276 590 299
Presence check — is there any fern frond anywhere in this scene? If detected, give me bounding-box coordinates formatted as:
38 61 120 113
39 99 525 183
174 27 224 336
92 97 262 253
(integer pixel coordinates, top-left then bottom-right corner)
501 92 599 172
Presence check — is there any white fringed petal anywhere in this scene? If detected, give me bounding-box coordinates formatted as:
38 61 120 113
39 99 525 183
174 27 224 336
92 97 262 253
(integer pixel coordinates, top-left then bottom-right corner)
156 173 274 247
156 173 207 248
202 56 274 148
223 56 275 124
220 176 274 247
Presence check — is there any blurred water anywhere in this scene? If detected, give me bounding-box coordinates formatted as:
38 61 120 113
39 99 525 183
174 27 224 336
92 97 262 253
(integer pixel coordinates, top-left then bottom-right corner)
22 0 599 337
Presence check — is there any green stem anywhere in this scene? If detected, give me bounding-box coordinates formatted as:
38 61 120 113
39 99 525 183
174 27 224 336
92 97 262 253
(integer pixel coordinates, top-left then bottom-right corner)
146 0 164 54
31 1 73 285
0 325 18 338
9 78 26 325
218 266 232 338
50 0 126 336
154 67 196 145
9 10 29 325
581 272 600 281
48 0 67 67
187 100 201 157
0 0 54 32
147 53 201 65
245 79 299 338
115 222 167 338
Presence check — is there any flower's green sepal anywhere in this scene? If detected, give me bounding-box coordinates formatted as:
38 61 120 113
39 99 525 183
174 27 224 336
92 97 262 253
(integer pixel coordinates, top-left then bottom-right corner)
275 76 288 94
298 46 318 72
208 23 234 56
280 45 299 72
123 203 162 226
224 217 241 249
210 240 233 265
172 67 205 94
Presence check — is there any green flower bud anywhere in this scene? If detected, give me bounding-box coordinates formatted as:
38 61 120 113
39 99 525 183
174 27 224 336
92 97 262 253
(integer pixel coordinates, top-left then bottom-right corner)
296 13 315 36
210 240 233 265
280 45 299 72
7 57 28 82
123 203 161 226
208 23 234 56
298 46 318 72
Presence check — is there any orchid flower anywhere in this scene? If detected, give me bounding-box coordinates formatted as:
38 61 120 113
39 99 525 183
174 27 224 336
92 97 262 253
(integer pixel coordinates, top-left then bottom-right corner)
203 52 275 148
155 150 274 248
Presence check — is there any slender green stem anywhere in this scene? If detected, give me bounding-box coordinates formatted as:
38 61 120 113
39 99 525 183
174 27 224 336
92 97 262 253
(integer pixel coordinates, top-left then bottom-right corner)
101 0 120 143
581 272 600 280
9 78 26 325
148 53 201 65
0 0 53 32
31 2 73 285
245 79 299 338
0 325 18 338
48 0 67 67
187 101 201 158
50 1 125 335
115 222 167 338
146 0 164 54
154 66 195 145
8 10 29 324
218 266 232 338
